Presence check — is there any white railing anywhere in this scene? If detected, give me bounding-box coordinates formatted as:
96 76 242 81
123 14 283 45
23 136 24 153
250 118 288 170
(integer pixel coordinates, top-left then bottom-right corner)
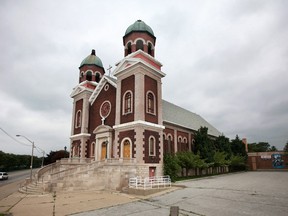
129 175 171 190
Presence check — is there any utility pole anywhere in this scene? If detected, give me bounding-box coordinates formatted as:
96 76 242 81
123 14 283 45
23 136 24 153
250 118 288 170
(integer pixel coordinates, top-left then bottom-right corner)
16 134 35 181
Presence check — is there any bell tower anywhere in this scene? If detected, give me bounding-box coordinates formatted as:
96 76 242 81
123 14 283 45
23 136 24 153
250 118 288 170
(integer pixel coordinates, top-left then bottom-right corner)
69 50 105 159
113 20 165 177
123 20 156 57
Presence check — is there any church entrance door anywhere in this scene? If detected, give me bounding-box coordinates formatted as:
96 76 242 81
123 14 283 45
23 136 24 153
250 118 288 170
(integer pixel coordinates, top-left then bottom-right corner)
101 142 107 160
123 140 130 158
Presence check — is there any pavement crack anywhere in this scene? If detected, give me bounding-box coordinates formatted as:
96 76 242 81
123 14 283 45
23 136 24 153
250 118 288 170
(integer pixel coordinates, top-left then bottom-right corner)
6 194 27 212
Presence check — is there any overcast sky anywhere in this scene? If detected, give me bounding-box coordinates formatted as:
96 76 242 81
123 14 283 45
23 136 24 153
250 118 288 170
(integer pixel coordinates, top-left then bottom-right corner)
1 0 287 156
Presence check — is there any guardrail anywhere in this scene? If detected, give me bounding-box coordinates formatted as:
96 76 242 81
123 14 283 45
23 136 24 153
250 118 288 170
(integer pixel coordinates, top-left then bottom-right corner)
129 175 171 190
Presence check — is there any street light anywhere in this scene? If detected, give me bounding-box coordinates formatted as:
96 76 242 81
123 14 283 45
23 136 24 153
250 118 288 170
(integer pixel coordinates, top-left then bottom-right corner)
16 134 35 181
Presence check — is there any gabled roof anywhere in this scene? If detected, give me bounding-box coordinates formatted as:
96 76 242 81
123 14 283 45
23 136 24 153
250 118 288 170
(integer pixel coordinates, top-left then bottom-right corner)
89 75 117 104
162 100 221 137
113 50 165 78
70 81 96 98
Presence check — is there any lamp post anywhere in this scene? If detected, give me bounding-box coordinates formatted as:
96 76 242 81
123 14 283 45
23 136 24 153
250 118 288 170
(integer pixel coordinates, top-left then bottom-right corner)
16 134 35 181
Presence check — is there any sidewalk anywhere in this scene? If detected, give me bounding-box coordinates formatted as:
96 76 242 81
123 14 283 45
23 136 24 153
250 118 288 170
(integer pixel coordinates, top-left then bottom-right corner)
0 188 178 216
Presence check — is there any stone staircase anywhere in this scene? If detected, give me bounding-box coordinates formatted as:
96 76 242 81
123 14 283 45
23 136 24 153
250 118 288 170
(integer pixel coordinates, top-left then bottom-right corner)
19 180 49 195
19 158 141 194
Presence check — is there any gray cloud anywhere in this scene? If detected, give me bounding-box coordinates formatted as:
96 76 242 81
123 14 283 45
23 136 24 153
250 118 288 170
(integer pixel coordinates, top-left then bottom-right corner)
1 0 287 156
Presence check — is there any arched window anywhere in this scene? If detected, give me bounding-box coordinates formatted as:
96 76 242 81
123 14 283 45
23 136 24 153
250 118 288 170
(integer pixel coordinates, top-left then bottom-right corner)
123 139 131 159
75 110 81 128
95 73 101 82
167 134 173 154
149 136 156 156
86 71 92 81
148 43 152 55
136 40 144 51
127 42 132 54
147 91 155 114
123 91 133 114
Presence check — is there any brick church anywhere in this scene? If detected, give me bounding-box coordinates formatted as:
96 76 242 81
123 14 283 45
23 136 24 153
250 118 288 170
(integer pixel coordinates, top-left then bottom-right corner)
69 20 221 177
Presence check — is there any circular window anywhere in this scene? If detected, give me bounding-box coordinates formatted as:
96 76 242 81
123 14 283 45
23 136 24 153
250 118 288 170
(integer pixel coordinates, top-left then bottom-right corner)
100 100 111 118
104 84 109 91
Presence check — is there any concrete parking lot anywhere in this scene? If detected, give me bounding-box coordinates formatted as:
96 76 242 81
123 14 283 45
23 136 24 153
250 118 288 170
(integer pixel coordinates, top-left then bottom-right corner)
73 171 288 216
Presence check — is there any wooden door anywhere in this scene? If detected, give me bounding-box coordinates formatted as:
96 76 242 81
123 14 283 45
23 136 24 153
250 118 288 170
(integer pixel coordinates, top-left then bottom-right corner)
101 142 107 160
123 140 130 158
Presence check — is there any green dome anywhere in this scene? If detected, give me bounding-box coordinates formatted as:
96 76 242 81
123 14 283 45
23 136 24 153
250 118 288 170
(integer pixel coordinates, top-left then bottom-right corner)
80 50 103 68
125 20 154 36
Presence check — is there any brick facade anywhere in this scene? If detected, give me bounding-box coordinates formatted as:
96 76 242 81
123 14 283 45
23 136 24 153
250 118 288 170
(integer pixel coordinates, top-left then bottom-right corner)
248 152 288 170
120 75 135 124
143 130 160 163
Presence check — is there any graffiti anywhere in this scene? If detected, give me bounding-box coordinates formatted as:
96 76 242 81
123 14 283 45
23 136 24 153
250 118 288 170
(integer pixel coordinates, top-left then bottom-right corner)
272 154 284 169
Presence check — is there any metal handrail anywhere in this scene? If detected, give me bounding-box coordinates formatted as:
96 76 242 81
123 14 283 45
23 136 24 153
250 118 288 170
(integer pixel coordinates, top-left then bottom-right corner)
129 175 171 190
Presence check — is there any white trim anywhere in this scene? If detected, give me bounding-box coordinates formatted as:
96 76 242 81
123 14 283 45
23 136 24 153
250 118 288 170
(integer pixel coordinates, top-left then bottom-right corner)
113 120 165 130
147 40 155 50
149 136 156 156
114 59 165 78
120 138 133 159
122 90 133 115
113 50 164 77
70 133 91 139
146 90 156 115
167 133 173 140
134 37 146 45
99 100 112 118
89 75 117 104
125 40 133 48
75 110 81 128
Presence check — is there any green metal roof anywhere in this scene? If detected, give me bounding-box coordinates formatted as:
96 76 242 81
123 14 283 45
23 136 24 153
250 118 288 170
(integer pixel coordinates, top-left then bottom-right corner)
125 20 154 36
80 50 103 68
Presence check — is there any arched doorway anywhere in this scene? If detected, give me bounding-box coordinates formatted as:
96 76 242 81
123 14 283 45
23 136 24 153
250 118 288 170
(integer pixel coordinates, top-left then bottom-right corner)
101 142 107 160
123 139 131 159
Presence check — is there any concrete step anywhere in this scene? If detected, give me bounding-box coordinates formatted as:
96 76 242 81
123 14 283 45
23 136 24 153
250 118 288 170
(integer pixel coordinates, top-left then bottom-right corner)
18 181 49 195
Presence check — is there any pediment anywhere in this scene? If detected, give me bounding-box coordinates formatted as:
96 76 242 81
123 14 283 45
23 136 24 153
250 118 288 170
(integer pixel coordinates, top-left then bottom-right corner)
70 85 85 98
113 50 165 78
89 75 117 105
93 125 113 134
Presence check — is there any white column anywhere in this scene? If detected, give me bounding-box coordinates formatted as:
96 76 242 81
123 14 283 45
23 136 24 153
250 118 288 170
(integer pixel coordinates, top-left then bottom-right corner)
81 95 89 133
115 80 122 125
174 129 178 152
134 72 145 121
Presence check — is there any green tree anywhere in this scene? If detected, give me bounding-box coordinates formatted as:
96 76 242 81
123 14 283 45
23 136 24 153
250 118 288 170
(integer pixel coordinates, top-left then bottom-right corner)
213 151 229 167
0 151 41 171
231 135 247 159
248 142 271 152
44 150 69 165
269 145 278 151
214 135 232 159
230 155 246 171
163 154 180 182
193 127 215 163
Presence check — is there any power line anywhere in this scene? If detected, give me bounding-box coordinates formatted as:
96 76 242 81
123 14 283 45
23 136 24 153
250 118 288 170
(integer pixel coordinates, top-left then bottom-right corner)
0 127 31 147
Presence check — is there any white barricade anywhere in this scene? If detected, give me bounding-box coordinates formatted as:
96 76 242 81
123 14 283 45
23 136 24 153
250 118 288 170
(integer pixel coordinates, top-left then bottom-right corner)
129 175 171 190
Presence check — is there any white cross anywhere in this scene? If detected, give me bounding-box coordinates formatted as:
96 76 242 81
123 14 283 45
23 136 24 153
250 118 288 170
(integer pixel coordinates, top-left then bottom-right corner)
107 65 112 76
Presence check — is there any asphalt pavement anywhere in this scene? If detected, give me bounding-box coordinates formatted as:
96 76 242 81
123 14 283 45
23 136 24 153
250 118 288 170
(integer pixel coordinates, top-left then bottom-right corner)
73 171 288 216
1 171 287 216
